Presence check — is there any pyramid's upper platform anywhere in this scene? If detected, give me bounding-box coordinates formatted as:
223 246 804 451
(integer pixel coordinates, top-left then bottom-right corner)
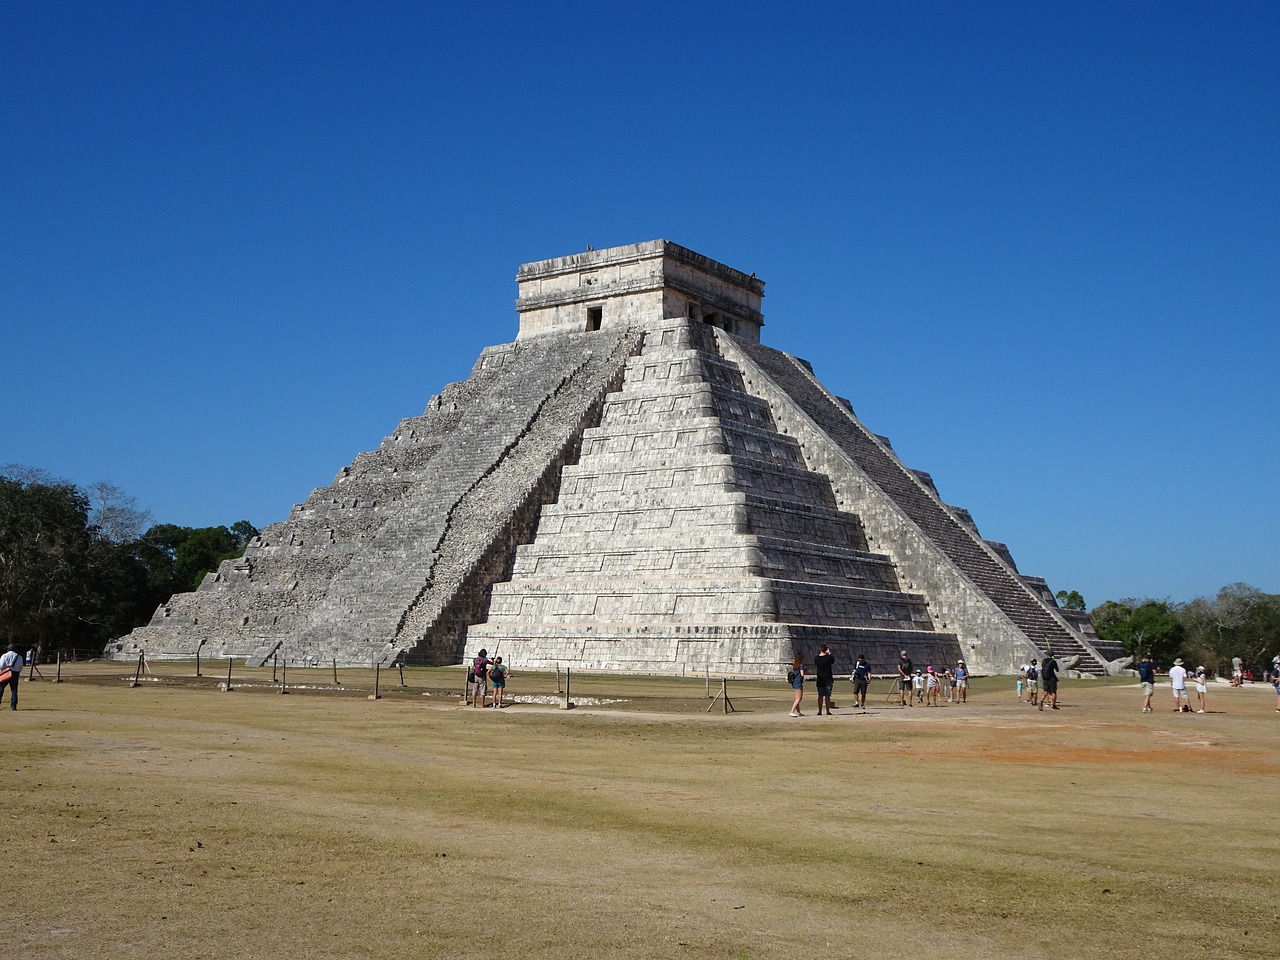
515 240 765 342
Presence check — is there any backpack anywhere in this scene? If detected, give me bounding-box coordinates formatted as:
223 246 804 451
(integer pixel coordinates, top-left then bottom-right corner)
787 669 798 685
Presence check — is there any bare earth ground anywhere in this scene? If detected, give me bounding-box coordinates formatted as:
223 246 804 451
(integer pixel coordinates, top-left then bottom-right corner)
4 664 1278 960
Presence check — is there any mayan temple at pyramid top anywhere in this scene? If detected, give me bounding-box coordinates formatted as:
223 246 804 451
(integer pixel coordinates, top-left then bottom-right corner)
515 240 765 342
110 241 1122 677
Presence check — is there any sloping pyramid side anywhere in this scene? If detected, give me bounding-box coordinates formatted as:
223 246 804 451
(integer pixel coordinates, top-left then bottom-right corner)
720 332 1108 673
466 318 964 674
111 328 643 666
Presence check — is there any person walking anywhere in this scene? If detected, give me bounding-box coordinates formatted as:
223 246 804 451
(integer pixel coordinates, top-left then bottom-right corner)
925 666 940 706
814 644 836 716
897 651 913 707
1231 655 1244 687
788 653 806 717
1024 660 1039 706
1269 659 1280 712
489 656 510 708
1038 652 1059 711
850 655 871 709
1168 658 1190 712
1137 652 1156 713
954 659 969 704
0 644 22 710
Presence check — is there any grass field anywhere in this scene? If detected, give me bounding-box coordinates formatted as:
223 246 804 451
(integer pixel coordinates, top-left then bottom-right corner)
5 663 1278 960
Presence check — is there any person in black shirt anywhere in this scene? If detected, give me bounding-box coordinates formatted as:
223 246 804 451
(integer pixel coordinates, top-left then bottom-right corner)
1039 653 1059 711
1137 652 1156 713
814 644 836 716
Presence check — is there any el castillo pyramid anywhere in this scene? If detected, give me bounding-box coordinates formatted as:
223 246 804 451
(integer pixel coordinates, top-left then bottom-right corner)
111 240 1117 675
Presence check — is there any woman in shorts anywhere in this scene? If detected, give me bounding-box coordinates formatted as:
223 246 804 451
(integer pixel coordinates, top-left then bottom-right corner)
954 660 969 704
490 656 511 708
1193 666 1208 714
788 654 806 717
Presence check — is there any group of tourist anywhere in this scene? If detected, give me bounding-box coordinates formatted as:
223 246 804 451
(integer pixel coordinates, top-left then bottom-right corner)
467 648 511 708
1138 652 1280 714
787 646 972 717
1015 657 1060 711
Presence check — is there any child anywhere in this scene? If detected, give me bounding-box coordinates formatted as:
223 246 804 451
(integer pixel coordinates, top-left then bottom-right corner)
912 669 925 703
925 665 940 706
1193 666 1208 714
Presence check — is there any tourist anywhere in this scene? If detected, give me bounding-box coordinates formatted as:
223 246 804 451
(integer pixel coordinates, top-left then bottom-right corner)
0 644 22 711
814 644 835 716
1137 652 1156 713
1193 666 1208 714
1024 660 1039 706
490 656 510 708
1038 652 1059 711
471 648 491 708
850 654 871 709
788 653 806 717
1168 658 1190 712
912 669 925 703
897 651 913 707
1270 659 1280 713
925 665 940 706
954 659 969 704
940 666 953 702
1231 655 1244 687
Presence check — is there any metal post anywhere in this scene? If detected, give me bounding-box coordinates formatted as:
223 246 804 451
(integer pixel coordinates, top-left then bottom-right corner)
398 660 406 687
130 654 144 688
373 662 381 700
333 658 340 686
272 653 278 683
55 650 63 683
195 647 201 678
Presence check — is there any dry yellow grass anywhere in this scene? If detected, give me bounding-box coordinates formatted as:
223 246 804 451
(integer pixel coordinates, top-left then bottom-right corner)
5 664 1278 959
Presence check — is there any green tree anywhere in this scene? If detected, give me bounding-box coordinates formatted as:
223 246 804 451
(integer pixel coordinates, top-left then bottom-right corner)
0 466 260 655
133 521 259 605
0 474 94 650
1091 599 1185 665
1177 584 1280 675
1055 589 1086 611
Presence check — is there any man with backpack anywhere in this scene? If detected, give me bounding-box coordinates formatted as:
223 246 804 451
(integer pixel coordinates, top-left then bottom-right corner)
470 648 491 708
850 655 871 710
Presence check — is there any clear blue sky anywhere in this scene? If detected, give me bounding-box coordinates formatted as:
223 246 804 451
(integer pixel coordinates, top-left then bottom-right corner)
3 2 1277 609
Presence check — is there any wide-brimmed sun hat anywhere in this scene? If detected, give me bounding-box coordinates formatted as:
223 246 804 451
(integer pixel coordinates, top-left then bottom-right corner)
1174 658 1184 665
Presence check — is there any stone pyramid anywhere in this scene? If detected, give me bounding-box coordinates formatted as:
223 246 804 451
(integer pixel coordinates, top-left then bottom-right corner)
113 241 1110 675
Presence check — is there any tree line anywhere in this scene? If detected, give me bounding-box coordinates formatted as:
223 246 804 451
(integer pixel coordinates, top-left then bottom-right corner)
0 467 257 657
1084 584 1280 676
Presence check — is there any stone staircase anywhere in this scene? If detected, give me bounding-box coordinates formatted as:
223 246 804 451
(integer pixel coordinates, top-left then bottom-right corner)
725 335 1108 674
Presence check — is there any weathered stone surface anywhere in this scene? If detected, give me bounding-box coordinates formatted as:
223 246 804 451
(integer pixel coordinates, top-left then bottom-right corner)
111 240 1102 675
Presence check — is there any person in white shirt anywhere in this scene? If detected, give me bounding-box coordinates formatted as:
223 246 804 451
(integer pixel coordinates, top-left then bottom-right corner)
0 644 23 711
1168 658 1190 713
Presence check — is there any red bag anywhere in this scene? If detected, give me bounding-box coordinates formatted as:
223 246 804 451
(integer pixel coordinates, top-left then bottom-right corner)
0 669 11 685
